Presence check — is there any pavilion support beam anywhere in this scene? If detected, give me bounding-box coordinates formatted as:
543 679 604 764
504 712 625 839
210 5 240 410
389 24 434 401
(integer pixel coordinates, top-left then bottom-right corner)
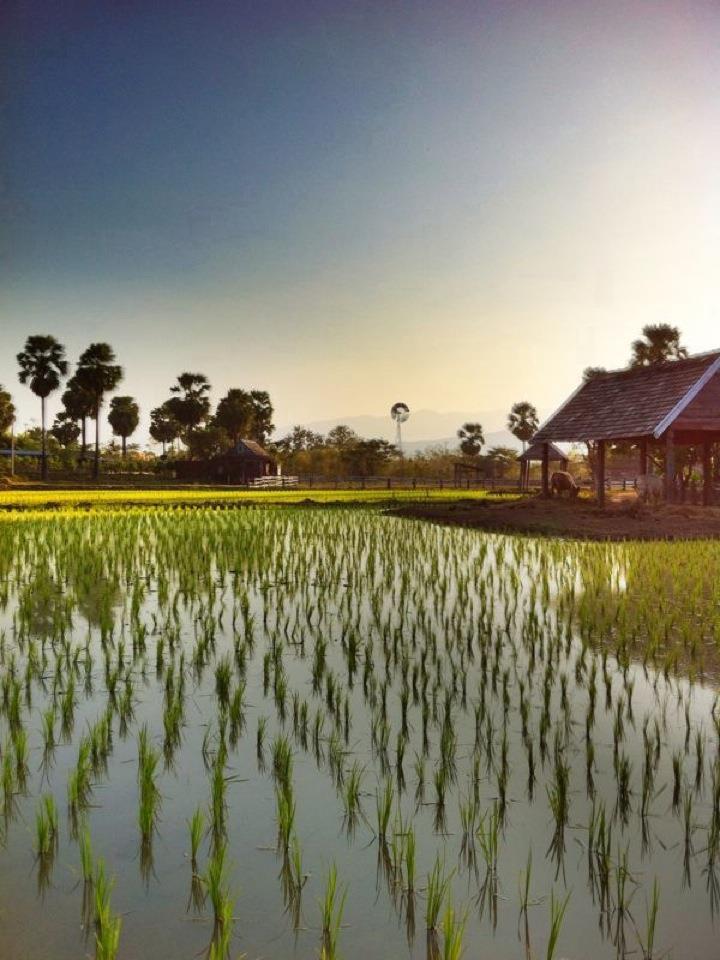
597 439 606 507
541 442 550 497
665 429 675 503
703 438 712 506
638 438 648 501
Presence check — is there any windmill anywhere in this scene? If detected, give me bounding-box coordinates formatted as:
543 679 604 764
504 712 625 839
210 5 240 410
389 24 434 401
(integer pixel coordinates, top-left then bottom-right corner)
390 402 410 454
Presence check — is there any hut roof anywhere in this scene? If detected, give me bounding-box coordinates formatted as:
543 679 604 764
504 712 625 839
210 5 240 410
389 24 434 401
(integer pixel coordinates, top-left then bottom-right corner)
533 351 720 443
215 439 275 462
518 441 566 462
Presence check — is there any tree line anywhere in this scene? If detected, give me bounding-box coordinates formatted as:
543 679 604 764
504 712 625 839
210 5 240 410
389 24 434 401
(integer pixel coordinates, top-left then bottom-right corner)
1 323 688 482
1 335 275 479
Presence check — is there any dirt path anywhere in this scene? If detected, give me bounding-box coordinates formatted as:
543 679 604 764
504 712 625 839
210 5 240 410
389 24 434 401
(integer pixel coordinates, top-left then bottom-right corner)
388 494 720 541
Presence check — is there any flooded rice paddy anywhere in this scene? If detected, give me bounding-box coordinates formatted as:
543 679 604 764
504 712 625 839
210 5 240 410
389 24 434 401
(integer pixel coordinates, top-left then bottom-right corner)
1 506 719 959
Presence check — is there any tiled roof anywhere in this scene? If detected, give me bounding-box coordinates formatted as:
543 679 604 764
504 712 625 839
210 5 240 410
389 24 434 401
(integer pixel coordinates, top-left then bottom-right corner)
234 439 274 460
533 351 720 442
213 439 274 462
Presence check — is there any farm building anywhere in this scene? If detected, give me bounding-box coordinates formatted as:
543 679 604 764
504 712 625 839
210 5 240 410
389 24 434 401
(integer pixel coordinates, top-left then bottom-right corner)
518 441 568 490
175 439 278 484
532 350 720 505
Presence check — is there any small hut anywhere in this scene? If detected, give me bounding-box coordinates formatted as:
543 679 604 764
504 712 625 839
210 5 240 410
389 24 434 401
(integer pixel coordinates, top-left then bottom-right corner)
175 439 277 484
532 351 720 505
518 441 568 490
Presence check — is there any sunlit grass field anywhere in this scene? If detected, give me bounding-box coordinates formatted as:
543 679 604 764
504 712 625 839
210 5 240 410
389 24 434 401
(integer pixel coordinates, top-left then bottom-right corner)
0 486 518 511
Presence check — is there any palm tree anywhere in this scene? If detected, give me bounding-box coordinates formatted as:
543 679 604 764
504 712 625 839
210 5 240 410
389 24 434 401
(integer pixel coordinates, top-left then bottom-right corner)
149 402 181 455
51 412 81 448
214 388 255 446
168 373 211 446
248 390 274 444
630 324 688 367
0 385 15 441
75 343 123 479
16 335 68 480
457 422 484 457
507 401 539 452
108 396 140 457
62 375 95 464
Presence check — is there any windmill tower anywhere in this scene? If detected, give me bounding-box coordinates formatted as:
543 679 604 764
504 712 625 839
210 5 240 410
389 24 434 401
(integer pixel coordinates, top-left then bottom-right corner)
390 402 410 454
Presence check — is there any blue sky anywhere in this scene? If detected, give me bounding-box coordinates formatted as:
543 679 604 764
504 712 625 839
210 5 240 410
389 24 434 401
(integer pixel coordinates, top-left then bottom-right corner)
3 0 720 442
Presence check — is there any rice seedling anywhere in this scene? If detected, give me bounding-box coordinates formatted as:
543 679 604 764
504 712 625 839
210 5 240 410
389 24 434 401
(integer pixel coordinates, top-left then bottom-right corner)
137 726 162 846
425 854 453 931
94 858 121 960
189 806 205 868
204 839 233 930
1 502 720 957
319 863 347 960
35 793 59 856
440 895 467 960
546 889 571 960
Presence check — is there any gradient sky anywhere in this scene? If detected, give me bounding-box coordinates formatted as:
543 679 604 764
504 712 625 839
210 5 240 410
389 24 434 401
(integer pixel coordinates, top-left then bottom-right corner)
3 0 720 442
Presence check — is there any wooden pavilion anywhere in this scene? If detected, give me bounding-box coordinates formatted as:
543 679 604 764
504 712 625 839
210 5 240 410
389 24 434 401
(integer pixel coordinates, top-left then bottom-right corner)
531 351 720 506
518 441 568 490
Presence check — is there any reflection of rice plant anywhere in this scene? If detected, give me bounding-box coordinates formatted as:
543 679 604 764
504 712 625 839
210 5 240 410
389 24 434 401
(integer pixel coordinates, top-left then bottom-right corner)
477 802 501 876
637 877 660 960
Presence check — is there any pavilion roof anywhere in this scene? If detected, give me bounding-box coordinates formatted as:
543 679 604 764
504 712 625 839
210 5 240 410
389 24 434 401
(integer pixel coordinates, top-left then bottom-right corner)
533 351 720 442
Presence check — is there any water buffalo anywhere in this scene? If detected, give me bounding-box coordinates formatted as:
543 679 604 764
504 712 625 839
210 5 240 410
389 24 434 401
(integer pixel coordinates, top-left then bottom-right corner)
550 471 580 498
635 473 663 503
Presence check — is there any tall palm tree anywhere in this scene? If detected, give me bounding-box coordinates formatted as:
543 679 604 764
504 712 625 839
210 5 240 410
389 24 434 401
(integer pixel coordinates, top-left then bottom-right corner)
16 335 68 480
457 422 484 457
62 375 95 464
108 396 140 457
168 373 211 447
507 401 539 452
75 343 123 479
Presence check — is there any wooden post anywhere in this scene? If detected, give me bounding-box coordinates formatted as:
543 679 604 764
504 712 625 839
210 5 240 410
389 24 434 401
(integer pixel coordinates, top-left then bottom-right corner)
703 438 712 506
638 438 648 501
597 439 606 507
541 443 549 497
665 429 675 503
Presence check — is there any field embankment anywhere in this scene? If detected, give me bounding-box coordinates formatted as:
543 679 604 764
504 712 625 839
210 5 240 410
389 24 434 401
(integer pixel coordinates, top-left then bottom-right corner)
0 485 519 512
390 493 720 540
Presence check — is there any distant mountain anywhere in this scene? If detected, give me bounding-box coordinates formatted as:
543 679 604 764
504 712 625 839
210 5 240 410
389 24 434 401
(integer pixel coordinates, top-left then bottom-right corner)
273 409 523 453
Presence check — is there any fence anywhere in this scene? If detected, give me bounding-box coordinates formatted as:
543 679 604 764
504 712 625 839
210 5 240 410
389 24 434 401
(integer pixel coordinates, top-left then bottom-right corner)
294 475 512 491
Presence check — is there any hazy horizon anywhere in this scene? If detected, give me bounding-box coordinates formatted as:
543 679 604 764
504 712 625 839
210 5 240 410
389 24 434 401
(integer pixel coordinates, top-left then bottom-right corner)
4 1 720 443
